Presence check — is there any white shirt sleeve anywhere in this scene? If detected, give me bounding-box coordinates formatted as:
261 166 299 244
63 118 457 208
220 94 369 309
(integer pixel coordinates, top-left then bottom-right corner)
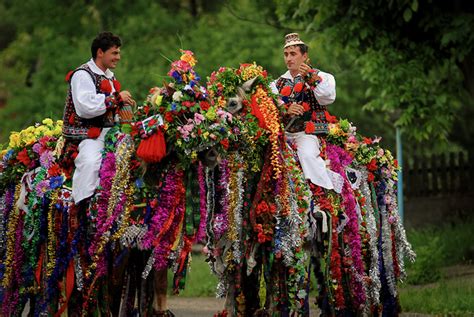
270 80 279 95
313 70 336 106
71 70 107 119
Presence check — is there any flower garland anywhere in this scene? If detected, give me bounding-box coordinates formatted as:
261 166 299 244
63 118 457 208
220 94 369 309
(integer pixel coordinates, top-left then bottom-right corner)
196 162 208 242
253 86 284 179
1 183 21 290
214 159 230 241
87 134 134 279
359 169 382 308
327 144 367 309
141 166 186 277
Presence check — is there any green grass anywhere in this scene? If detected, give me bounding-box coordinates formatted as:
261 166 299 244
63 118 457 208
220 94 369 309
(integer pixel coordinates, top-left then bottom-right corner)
400 276 474 315
404 219 474 285
169 253 217 297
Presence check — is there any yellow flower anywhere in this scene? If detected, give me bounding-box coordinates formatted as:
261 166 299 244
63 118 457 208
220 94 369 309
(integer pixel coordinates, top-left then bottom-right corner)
191 151 197 159
34 125 47 137
0 149 7 158
180 52 197 67
153 94 163 107
8 132 21 148
176 139 182 146
202 131 209 139
44 130 55 137
53 126 62 135
56 120 63 127
205 107 216 121
42 118 53 126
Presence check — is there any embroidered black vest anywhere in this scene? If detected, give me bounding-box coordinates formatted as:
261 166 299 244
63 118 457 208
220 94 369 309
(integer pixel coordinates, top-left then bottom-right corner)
276 76 328 135
62 64 115 140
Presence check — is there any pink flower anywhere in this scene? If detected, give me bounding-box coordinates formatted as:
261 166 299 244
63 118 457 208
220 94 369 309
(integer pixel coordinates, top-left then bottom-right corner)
183 123 194 132
377 148 385 158
194 113 205 124
348 135 357 143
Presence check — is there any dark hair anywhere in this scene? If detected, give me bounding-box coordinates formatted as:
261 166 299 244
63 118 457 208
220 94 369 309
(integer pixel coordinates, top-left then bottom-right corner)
296 44 308 54
91 32 122 59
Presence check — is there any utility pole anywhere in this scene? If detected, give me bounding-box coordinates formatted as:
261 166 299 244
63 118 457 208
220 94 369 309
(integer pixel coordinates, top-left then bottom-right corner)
396 127 404 222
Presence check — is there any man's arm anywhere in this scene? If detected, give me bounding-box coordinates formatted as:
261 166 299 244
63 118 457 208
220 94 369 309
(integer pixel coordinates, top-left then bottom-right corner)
71 70 107 119
312 70 336 106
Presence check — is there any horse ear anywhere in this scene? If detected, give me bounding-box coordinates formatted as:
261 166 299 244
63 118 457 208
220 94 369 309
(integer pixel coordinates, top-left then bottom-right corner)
241 77 258 92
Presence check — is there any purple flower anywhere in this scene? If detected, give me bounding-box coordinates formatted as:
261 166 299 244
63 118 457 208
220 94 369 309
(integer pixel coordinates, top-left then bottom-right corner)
32 143 43 154
39 151 54 169
36 180 50 197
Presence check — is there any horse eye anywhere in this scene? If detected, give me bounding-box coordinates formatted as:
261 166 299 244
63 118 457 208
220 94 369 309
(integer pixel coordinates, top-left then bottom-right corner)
229 100 237 107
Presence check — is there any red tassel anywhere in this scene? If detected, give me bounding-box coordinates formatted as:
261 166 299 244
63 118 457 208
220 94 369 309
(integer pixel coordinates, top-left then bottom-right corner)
136 129 167 163
35 247 44 285
55 260 75 317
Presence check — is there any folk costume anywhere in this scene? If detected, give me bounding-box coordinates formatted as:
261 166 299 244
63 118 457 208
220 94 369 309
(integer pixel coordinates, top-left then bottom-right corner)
270 33 342 192
62 58 122 203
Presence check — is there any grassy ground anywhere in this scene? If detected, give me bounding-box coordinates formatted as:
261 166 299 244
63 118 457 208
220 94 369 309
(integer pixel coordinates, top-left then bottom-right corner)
400 271 474 315
399 218 474 315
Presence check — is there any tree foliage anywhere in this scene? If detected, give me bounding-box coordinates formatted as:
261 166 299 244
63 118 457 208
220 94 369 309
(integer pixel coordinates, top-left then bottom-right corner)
275 0 474 145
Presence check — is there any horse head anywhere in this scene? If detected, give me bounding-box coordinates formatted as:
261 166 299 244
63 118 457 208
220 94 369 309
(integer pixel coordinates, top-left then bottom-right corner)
225 77 258 114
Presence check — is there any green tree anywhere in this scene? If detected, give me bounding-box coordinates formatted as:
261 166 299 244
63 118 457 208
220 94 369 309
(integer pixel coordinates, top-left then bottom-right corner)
275 0 474 149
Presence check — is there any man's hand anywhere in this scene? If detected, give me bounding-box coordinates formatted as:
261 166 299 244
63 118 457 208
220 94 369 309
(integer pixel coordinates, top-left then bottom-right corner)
119 90 136 106
298 63 312 78
287 102 304 116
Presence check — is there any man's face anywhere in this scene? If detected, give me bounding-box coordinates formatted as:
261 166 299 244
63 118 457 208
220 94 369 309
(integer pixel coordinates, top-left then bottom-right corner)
97 46 121 69
284 46 307 74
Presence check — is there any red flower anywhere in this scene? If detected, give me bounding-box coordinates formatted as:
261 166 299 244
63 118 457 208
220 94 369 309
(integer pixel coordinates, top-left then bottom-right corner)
280 86 292 96
394 159 399 168
182 101 195 108
16 148 31 166
363 137 372 145
87 127 101 139
100 80 112 94
324 111 337 123
367 172 375 182
220 138 229 149
367 158 377 171
305 121 316 134
48 164 61 177
262 70 267 78
302 102 310 112
112 80 121 92
311 111 317 121
200 101 210 111
164 112 174 123
65 70 74 82
293 82 304 93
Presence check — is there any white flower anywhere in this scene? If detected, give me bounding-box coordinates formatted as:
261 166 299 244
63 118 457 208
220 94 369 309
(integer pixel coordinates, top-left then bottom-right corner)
172 91 183 101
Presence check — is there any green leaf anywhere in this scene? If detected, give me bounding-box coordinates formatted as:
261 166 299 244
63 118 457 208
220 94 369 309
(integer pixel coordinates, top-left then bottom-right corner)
403 8 412 22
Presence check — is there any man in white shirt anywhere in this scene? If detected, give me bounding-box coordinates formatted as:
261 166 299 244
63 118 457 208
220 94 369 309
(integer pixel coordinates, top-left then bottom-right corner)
270 33 341 192
62 32 135 204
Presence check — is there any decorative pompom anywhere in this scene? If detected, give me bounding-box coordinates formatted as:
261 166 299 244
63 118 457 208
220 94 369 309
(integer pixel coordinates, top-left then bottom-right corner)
136 129 167 163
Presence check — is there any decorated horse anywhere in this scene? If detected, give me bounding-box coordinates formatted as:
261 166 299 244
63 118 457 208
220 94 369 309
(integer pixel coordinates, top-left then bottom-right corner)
0 50 415 316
